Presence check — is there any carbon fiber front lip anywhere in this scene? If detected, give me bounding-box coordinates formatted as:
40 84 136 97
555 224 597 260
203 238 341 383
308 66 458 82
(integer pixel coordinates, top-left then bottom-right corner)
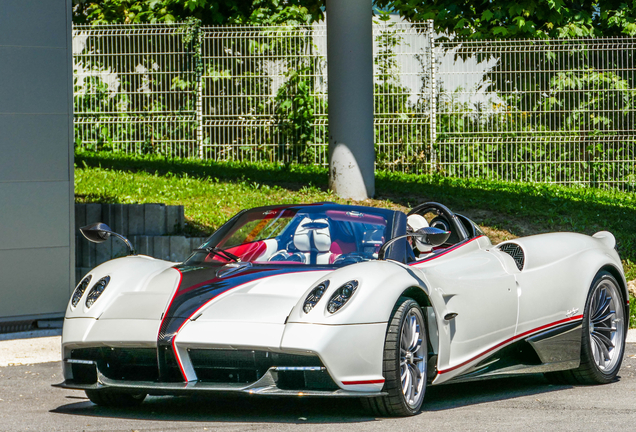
53 361 386 398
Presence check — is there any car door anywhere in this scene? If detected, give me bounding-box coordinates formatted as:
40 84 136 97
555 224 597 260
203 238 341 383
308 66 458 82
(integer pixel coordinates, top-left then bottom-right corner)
411 238 518 375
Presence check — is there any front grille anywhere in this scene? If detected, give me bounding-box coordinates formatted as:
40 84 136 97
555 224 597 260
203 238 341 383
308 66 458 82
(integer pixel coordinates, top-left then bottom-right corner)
70 348 159 382
69 363 98 385
277 369 340 391
189 349 330 388
69 347 340 391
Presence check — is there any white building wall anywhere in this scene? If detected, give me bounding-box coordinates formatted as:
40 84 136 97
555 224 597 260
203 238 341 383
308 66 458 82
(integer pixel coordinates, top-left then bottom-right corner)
0 0 74 322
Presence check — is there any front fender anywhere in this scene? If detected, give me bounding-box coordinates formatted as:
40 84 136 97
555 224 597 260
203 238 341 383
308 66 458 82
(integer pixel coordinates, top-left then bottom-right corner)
65 255 178 320
287 260 431 325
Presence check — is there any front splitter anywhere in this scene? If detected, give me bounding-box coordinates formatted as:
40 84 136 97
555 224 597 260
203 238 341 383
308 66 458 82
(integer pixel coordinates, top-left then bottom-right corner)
53 362 386 398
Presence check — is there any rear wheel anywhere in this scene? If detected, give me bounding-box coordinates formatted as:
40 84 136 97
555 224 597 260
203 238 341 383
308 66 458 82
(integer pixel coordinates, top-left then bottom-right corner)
85 390 146 407
545 271 626 385
362 297 427 417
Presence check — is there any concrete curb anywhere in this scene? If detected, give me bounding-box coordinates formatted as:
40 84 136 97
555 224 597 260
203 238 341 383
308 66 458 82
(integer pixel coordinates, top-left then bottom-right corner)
0 335 61 367
0 328 62 342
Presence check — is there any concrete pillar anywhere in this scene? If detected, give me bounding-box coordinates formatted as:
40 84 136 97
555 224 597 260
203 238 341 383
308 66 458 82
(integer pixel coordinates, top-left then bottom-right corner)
326 0 375 200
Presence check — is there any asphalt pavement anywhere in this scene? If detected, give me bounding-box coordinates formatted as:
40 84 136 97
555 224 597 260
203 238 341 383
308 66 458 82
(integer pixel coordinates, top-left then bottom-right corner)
0 335 635 432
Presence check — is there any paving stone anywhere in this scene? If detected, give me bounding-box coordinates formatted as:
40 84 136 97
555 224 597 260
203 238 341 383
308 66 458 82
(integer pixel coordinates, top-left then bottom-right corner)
145 204 166 236
77 267 91 281
111 234 129 259
177 205 185 231
139 236 154 257
112 204 127 235
95 236 113 265
100 204 113 230
74 204 86 233
75 235 82 267
169 236 191 262
190 237 206 250
128 205 144 235
85 203 102 225
81 241 96 269
166 205 183 234
153 236 170 261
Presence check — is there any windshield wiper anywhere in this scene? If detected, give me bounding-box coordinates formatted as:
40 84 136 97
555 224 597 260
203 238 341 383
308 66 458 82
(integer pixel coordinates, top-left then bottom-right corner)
194 246 241 262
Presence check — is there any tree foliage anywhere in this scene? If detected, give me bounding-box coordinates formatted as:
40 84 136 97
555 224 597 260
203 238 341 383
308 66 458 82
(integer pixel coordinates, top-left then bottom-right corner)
72 0 325 25
377 0 636 39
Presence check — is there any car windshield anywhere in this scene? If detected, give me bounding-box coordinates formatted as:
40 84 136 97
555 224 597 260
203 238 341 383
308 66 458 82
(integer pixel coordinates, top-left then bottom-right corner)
194 207 389 266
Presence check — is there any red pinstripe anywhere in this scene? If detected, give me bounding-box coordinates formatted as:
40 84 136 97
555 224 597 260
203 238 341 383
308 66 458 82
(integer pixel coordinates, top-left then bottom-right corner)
409 235 484 266
342 379 385 385
438 314 585 375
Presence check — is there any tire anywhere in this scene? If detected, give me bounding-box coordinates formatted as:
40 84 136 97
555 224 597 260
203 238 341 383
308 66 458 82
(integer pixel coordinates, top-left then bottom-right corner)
545 271 626 385
362 297 427 417
85 389 146 407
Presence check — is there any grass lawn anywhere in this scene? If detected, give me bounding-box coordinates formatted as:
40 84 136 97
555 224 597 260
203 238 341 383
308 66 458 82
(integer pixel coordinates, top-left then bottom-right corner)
75 151 636 326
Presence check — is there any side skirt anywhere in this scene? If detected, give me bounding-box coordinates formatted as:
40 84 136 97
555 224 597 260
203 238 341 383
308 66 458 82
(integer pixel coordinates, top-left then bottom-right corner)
444 321 582 384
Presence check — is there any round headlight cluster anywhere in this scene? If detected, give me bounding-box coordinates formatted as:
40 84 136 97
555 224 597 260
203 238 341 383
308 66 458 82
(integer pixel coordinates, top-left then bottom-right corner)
85 276 111 308
303 281 329 314
71 275 92 308
327 280 359 314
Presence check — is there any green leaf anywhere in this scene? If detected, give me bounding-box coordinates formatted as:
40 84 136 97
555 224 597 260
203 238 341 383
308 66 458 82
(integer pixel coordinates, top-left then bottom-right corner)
481 10 494 22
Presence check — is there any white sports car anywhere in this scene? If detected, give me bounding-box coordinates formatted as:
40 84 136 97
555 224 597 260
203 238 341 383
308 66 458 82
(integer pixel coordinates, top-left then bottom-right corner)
55 202 629 416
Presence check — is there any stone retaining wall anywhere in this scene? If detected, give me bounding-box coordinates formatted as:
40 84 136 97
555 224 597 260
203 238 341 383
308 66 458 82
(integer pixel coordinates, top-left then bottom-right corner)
75 203 208 281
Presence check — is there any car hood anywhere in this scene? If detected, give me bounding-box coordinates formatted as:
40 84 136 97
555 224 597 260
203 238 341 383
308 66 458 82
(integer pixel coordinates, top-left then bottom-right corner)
158 263 332 346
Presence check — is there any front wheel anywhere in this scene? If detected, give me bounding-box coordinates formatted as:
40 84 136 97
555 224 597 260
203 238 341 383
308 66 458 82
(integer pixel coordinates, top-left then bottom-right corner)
362 297 427 417
545 271 626 385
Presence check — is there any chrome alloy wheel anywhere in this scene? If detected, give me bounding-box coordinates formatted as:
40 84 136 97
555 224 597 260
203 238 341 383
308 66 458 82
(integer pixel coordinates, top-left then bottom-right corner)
588 278 624 372
400 309 427 408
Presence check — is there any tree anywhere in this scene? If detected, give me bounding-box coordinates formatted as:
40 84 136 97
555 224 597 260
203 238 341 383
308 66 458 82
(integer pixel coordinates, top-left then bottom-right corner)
377 0 636 39
72 0 325 25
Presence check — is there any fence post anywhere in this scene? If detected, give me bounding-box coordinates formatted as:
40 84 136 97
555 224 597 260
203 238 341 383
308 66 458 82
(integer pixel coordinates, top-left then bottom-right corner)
428 19 437 174
196 30 204 159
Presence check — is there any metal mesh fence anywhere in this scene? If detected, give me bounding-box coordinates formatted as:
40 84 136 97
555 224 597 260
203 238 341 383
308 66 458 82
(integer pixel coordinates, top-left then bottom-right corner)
73 24 197 157
435 38 636 187
201 25 329 164
73 23 636 189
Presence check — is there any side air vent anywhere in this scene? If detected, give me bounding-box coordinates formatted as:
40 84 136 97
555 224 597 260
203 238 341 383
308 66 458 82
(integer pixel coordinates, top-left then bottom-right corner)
499 243 525 271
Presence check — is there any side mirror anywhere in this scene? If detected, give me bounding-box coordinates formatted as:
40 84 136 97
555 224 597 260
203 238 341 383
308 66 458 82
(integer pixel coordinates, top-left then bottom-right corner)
79 222 112 244
378 226 451 260
413 226 451 248
80 222 136 255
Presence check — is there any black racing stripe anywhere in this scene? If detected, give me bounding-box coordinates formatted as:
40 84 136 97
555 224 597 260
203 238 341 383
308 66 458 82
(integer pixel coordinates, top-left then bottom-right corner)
155 264 327 381
157 264 328 345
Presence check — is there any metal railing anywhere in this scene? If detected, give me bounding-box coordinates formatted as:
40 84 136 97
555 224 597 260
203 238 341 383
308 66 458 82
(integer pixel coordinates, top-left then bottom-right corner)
73 23 636 189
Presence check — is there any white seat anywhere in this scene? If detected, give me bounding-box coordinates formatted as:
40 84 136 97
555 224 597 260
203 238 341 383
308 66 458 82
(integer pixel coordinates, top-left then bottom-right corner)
293 217 332 265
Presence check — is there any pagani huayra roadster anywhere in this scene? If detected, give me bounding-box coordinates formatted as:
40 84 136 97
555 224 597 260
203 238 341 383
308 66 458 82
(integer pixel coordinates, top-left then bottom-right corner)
55 202 629 416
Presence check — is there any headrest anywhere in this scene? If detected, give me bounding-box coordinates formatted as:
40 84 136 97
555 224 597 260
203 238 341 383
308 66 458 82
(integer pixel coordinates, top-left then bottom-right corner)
293 217 331 252
407 214 432 253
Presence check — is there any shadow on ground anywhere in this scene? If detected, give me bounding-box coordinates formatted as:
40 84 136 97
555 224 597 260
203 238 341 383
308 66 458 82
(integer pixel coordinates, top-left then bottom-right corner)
51 374 567 423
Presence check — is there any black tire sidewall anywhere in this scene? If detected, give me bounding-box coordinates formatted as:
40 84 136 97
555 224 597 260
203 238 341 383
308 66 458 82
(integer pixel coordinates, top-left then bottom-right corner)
384 297 427 415
580 271 626 382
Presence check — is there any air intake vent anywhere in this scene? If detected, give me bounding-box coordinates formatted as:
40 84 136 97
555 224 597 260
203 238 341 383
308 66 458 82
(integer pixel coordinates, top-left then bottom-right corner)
499 243 525 271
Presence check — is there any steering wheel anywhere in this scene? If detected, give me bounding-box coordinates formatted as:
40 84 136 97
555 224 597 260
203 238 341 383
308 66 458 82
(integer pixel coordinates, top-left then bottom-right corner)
407 202 469 245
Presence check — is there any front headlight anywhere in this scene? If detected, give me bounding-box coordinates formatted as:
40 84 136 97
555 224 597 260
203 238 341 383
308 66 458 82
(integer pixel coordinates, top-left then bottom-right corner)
303 281 329 313
327 280 358 314
71 275 92 308
85 276 110 308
